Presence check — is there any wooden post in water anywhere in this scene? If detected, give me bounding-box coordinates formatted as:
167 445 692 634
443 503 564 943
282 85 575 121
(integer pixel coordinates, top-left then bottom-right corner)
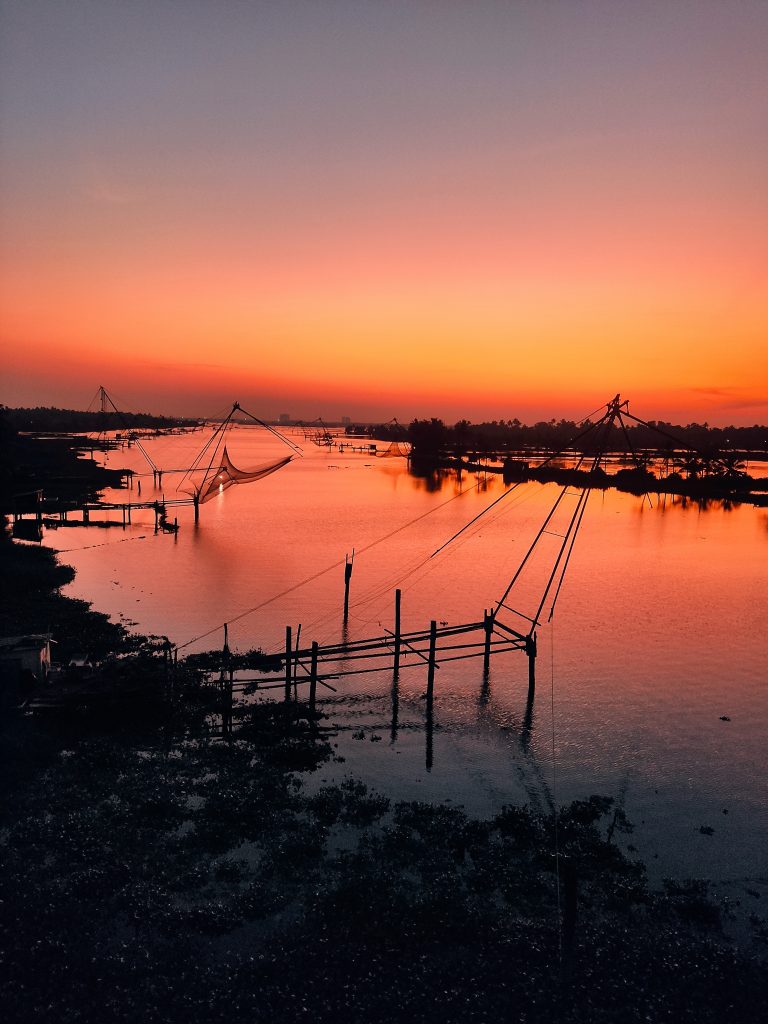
526 631 537 698
284 626 292 702
343 552 354 624
226 665 234 739
127 503 132 524
193 493 199 524
425 620 437 772
309 641 319 717
393 589 402 679
426 620 437 706
483 609 493 675
293 624 302 702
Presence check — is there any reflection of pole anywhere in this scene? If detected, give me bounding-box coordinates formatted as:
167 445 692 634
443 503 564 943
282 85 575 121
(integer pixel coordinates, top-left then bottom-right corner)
393 589 402 678
390 673 399 744
284 626 292 702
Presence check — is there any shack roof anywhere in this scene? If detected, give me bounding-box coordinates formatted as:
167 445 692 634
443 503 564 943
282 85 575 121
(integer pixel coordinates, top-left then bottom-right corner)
0 634 55 653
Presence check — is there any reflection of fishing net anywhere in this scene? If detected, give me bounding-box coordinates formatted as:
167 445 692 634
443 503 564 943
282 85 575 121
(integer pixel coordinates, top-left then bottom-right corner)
377 440 411 458
191 447 294 504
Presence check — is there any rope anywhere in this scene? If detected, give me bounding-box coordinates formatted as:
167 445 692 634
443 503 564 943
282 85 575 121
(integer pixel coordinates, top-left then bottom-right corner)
174 484 470 652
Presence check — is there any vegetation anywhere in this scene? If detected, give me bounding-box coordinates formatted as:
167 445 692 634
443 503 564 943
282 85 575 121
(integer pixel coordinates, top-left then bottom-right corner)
2 699 766 1023
2 404 197 433
369 415 768 460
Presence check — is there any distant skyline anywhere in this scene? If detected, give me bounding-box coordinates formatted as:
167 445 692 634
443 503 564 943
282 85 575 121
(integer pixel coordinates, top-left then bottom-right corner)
1 1 767 426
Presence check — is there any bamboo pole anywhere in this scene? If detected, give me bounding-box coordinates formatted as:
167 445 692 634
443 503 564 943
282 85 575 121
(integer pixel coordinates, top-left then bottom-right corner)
483 609 493 675
309 641 319 716
284 626 292 702
426 620 437 705
393 588 402 678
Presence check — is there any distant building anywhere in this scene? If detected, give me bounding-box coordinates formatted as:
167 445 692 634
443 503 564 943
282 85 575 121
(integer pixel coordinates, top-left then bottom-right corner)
341 416 351 425
278 413 290 425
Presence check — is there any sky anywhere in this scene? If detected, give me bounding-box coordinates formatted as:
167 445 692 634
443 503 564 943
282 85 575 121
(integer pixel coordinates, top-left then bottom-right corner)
1 0 766 425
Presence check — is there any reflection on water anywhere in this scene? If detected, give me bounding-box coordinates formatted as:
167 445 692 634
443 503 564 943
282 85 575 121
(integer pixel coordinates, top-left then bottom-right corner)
44 427 768 883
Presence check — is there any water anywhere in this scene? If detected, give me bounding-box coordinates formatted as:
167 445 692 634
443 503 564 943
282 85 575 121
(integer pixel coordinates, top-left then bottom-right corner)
45 427 768 885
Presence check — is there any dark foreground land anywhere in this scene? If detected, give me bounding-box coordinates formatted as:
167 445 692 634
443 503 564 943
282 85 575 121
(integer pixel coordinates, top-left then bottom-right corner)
1 535 767 1024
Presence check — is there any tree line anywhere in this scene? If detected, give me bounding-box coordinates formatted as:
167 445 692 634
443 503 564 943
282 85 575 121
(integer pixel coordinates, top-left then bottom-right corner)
2 406 197 433
364 416 768 458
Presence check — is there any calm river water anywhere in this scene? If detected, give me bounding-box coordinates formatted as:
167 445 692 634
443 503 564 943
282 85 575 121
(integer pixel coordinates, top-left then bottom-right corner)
46 426 767 889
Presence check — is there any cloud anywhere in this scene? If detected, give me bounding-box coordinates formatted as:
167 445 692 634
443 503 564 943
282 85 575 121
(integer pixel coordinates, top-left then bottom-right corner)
688 387 768 410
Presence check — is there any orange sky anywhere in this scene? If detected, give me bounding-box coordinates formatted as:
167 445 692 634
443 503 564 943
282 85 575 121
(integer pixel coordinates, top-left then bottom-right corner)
1 2 767 425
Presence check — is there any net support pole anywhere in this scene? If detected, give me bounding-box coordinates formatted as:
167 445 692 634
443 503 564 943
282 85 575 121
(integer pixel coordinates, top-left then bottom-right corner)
309 641 319 717
343 554 353 624
525 631 537 698
284 626 292 702
393 589 402 679
483 609 493 676
426 620 437 707
426 619 437 773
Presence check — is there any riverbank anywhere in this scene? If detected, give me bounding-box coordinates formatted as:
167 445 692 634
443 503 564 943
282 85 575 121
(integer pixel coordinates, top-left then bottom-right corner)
409 454 768 506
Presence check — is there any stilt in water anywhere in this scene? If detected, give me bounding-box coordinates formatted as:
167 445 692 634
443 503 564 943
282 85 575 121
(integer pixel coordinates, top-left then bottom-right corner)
284 626 292 702
309 641 319 719
425 619 437 771
393 588 402 679
426 619 437 705
483 608 493 676
525 630 537 698
343 551 354 624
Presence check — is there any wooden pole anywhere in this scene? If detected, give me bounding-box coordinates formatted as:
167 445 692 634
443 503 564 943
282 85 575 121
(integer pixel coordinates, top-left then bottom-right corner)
483 609 492 675
343 553 353 624
426 620 437 705
293 624 302 701
193 494 199 524
226 665 234 739
426 620 437 772
284 626 292 702
393 588 402 679
309 641 319 716
526 631 537 698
